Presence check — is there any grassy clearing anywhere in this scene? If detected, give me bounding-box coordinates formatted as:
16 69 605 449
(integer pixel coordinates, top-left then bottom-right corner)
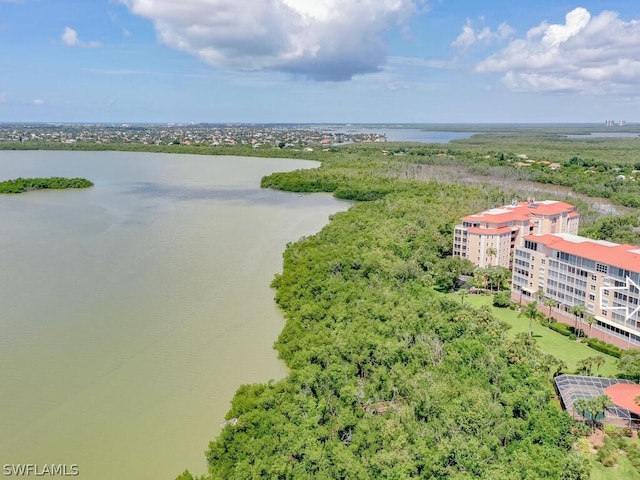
446 293 619 377
590 454 640 480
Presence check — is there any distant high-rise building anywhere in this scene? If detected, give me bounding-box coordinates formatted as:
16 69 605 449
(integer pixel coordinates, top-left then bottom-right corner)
620 120 627 127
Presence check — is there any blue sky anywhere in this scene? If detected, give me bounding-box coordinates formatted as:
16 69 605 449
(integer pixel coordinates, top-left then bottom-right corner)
0 0 638 123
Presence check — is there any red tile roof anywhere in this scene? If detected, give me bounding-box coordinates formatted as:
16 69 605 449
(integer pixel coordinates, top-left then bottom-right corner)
526 233 640 272
604 383 640 416
462 211 530 223
467 227 513 235
462 201 577 224
527 200 577 216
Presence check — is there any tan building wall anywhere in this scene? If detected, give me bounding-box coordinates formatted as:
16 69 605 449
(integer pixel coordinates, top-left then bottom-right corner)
529 210 580 236
512 233 640 348
453 200 579 270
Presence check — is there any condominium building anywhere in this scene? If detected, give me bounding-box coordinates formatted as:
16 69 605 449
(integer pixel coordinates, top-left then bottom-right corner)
512 233 640 346
453 200 579 268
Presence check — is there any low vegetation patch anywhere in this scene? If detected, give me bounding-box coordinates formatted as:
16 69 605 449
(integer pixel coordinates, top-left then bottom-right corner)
0 177 93 193
595 435 640 471
586 338 623 359
549 322 574 337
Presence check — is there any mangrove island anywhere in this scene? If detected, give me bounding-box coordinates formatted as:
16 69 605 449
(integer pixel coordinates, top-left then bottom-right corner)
0 177 93 194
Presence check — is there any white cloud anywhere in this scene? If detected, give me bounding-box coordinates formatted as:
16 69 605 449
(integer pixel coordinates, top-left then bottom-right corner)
452 19 514 50
32 99 45 105
61 26 101 48
476 7 640 94
539 7 590 47
389 55 456 70
0 91 6 103
119 0 427 81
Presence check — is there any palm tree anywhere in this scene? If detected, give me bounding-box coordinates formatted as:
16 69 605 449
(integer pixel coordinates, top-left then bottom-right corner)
486 266 497 292
591 395 614 431
472 268 486 290
592 356 605 374
570 304 586 338
487 269 495 292
495 266 511 291
554 359 568 377
585 315 596 338
457 288 468 305
573 395 612 432
544 297 556 323
519 301 544 337
576 357 594 375
486 247 497 267
573 398 589 423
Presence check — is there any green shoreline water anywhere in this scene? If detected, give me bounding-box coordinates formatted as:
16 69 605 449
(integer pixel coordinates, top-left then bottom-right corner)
0 151 349 479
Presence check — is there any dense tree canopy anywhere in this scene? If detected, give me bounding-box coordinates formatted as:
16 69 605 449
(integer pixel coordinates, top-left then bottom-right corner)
197 167 589 479
0 176 93 193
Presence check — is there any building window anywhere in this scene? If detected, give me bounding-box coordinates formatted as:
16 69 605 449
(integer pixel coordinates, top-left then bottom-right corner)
541 259 546 264
591 274 597 281
596 263 608 274
618 268 631 279
589 294 595 301
590 285 596 291
603 289 610 296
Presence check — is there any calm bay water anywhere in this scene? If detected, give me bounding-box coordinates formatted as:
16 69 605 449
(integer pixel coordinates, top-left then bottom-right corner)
565 132 640 138
319 125 475 143
0 151 349 479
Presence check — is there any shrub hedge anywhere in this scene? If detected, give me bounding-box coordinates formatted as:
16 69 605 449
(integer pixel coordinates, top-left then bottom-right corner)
586 337 622 358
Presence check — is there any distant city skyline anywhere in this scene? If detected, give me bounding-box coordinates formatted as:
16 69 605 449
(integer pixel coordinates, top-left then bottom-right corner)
1 1 638 124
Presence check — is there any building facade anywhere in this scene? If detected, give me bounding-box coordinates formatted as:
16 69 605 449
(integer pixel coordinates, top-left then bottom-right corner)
512 233 640 347
453 200 579 268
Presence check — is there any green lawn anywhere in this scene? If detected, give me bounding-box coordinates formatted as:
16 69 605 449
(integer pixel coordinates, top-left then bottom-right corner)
591 456 640 480
445 293 619 377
